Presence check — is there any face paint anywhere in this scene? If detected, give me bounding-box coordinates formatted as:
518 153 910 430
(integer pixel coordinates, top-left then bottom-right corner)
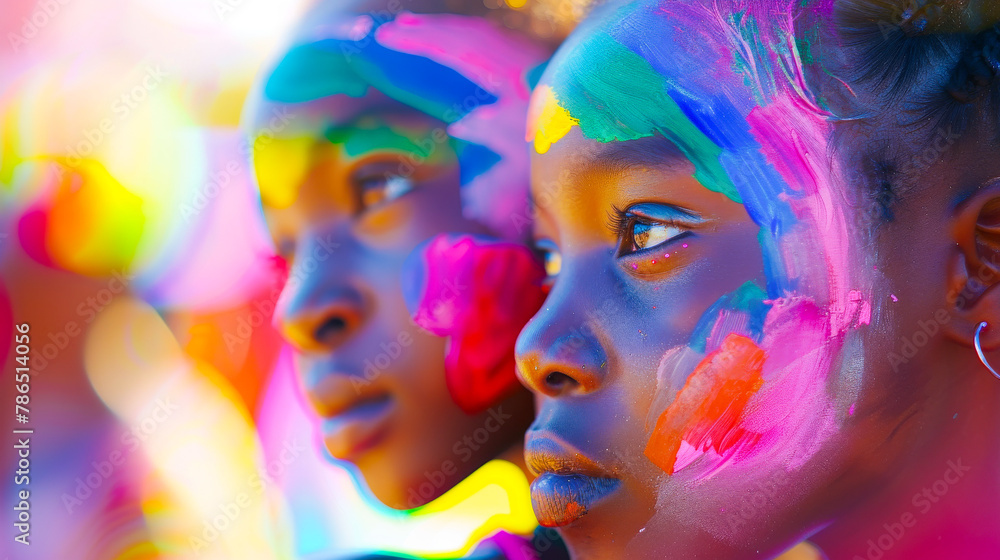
517 1 887 555
252 6 551 512
529 0 869 475
526 85 579 154
258 12 548 241
645 333 766 475
402 233 547 414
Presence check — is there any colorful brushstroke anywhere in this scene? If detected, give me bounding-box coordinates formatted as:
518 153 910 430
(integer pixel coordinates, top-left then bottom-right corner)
256 11 548 240
527 0 871 483
402 233 548 414
645 333 766 475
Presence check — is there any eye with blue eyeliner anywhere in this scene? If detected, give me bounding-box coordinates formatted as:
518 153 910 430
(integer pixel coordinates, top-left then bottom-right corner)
609 202 703 273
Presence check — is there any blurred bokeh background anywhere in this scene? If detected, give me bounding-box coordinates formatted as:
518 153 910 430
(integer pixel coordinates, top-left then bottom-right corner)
0 1 594 558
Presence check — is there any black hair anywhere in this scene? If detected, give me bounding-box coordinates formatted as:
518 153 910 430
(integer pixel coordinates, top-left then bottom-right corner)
832 0 1000 220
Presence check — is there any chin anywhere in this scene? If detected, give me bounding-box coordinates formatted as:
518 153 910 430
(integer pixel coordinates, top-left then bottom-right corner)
545 491 656 559
350 447 454 510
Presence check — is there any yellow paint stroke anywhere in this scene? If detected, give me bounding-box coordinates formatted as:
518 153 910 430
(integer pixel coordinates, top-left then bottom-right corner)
527 85 579 154
253 135 313 209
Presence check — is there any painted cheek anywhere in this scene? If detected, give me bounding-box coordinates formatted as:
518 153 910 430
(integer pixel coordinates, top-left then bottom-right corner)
402 233 547 414
644 333 766 475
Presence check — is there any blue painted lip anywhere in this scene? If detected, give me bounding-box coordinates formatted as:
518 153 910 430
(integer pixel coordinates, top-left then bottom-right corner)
530 473 621 527
525 434 621 527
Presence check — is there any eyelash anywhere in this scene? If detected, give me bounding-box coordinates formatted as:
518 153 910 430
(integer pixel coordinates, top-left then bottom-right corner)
608 206 688 256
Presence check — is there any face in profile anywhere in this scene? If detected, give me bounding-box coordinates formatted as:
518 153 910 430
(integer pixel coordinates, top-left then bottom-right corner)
516 1 999 558
247 8 550 510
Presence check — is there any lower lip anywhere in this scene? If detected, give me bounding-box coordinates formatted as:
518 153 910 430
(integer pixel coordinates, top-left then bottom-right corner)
321 397 394 460
530 473 621 527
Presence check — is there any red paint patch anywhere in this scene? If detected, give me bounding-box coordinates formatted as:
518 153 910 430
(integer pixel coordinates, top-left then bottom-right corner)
645 334 766 474
405 234 547 414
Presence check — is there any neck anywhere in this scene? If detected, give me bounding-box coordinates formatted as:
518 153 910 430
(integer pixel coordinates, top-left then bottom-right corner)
812 369 1000 560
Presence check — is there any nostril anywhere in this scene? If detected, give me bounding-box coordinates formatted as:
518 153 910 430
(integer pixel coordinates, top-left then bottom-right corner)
544 371 578 392
314 316 347 344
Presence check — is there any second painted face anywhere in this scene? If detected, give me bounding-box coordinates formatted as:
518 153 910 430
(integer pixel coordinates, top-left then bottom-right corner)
249 10 549 510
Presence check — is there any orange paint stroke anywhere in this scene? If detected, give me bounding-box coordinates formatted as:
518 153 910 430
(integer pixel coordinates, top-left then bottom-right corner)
565 501 585 520
645 334 766 474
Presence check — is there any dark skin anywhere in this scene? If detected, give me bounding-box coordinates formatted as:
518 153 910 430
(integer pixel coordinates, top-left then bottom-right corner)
520 120 1000 560
513 8 1000 559
801 37 1000 560
517 130 766 558
253 92 533 510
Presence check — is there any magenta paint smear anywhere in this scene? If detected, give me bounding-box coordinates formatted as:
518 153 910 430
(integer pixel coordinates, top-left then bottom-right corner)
636 3 873 487
653 298 839 481
376 14 548 240
403 233 547 414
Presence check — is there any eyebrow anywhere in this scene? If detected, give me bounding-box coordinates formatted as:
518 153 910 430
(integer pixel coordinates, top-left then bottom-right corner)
583 134 691 176
527 135 694 218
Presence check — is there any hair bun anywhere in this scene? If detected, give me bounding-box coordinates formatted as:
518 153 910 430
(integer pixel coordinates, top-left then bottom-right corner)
898 0 945 36
946 23 1000 103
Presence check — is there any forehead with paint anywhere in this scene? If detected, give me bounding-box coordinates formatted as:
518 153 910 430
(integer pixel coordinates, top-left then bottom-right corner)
248 6 550 239
530 0 857 288
519 0 884 556
529 0 871 369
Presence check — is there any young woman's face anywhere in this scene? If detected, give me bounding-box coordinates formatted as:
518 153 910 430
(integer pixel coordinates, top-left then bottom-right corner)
519 128 767 535
514 1 952 557
257 95 533 510
248 11 549 510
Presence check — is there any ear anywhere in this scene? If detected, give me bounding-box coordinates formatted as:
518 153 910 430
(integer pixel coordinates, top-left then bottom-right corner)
946 177 1000 350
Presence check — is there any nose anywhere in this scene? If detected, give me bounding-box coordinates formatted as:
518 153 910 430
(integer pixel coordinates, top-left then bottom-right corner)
274 240 366 354
514 280 609 398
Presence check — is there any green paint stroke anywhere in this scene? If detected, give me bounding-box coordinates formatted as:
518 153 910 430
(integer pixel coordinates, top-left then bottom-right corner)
552 30 741 203
325 125 430 159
